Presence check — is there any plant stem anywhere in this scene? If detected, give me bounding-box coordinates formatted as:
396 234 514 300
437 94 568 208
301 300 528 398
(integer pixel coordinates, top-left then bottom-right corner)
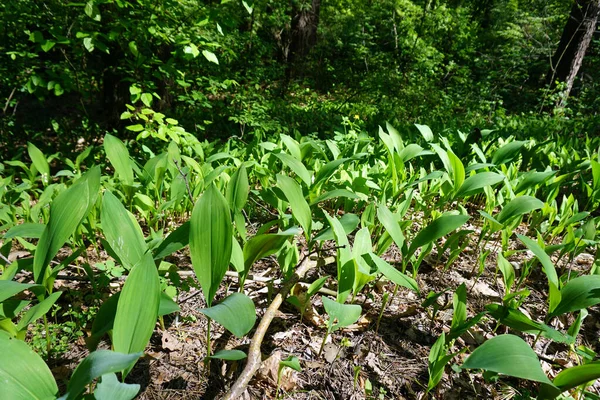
317 331 330 358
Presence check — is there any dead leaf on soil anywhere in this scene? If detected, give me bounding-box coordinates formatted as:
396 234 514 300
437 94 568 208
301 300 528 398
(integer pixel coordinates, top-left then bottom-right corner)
162 331 182 352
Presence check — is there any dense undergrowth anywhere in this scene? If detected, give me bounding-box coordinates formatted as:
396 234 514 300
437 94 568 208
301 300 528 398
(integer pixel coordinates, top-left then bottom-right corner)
2 118 600 399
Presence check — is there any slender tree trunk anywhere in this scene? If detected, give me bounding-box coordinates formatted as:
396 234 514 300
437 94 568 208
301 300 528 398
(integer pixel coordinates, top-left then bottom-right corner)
286 0 321 78
547 0 600 106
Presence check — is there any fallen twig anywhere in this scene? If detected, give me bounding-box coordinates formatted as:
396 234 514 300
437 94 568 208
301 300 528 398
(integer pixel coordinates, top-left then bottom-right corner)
222 254 317 400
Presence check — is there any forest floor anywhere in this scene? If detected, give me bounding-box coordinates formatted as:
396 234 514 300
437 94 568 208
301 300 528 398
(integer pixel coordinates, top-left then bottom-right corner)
30 220 600 400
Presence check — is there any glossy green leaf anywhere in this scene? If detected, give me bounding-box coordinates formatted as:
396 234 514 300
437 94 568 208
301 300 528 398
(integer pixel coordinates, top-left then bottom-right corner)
517 235 559 291
414 124 434 142
190 183 232 307
486 304 571 343
492 141 527 165
27 142 50 185
34 167 100 283
153 221 190 260
104 133 134 186
0 281 41 303
0 330 58 399
276 174 312 240
313 213 359 241
496 196 543 225
365 253 419 293
16 291 62 332
462 334 553 384
3 223 45 239
451 284 467 330
158 291 180 316
226 164 249 212
113 253 160 374
94 373 140 400
377 203 405 250
87 293 120 351
200 293 256 338
209 349 247 360
407 215 470 260
280 355 302 372
62 350 142 400
448 150 465 190
549 275 600 317
322 296 362 332
102 190 147 270
514 170 556 194
243 228 299 274
273 153 312 187
553 361 600 391
455 172 504 198
497 253 515 293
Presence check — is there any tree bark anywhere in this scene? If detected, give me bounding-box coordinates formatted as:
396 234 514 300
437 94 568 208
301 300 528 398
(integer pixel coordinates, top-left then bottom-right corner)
286 0 321 77
547 0 600 106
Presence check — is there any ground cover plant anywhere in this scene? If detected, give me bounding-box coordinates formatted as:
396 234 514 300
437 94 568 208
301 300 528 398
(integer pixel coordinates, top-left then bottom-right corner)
2 118 600 399
3 1 600 399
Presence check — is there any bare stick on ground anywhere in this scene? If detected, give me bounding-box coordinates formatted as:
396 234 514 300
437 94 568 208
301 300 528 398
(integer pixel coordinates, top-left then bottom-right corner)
222 254 317 400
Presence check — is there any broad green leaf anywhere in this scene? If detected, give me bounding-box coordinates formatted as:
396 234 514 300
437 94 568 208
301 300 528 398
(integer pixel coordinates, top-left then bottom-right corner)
455 172 504 198
0 330 58 399
377 204 405 251
200 293 256 338
553 361 600 391
323 213 353 303
94 373 140 400
322 296 362 332
3 223 46 239
280 134 302 160
0 281 41 303
243 228 299 274
88 293 120 351
492 141 527 165
202 49 219 64
280 355 302 372
451 284 467 330
313 213 359 241
209 349 247 360
414 124 434 142
16 291 62 332
273 153 312 187
398 144 424 163
230 238 244 273
365 253 419 293
407 215 470 260
62 350 142 400
448 150 465 191
462 334 553 385
276 174 312 240
428 332 455 391
104 133 134 186
158 292 180 316
496 196 543 225
153 221 190 261
314 158 350 186
549 275 600 317
226 164 249 212
34 167 100 284
486 304 571 344
190 184 232 307
497 253 515 293
27 142 50 185
310 188 360 205
514 170 556 194
517 235 559 291
113 253 160 375
102 191 147 270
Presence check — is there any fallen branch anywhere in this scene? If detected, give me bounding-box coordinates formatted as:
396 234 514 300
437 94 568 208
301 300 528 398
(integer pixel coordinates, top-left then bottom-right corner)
222 253 317 400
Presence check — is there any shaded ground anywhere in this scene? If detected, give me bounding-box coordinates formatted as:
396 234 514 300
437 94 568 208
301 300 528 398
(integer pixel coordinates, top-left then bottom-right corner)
29 228 599 400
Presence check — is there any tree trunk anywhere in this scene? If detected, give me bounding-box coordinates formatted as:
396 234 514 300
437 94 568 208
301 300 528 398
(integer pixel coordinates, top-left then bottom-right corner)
547 0 600 106
286 0 321 77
